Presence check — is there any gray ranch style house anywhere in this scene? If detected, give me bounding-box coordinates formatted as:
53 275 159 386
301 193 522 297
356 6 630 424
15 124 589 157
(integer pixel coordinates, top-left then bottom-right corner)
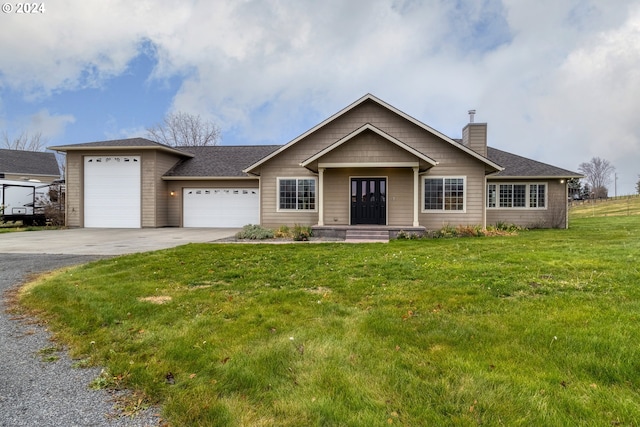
50 94 582 235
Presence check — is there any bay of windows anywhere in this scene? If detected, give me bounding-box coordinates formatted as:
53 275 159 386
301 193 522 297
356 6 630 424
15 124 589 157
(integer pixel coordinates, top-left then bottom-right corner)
487 183 546 208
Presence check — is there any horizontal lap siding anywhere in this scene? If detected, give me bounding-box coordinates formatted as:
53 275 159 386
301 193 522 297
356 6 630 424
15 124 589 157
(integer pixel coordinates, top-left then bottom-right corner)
152 152 183 227
167 180 260 227
323 168 413 226
65 152 82 227
323 170 348 225
257 99 490 228
354 102 488 228
419 158 486 230
388 170 414 226
320 131 418 164
487 180 567 228
141 152 156 227
260 165 318 228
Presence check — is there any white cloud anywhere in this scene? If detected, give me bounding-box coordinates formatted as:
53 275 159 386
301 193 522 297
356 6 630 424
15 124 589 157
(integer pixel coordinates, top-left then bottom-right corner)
0 109 75 142
27 109 76 139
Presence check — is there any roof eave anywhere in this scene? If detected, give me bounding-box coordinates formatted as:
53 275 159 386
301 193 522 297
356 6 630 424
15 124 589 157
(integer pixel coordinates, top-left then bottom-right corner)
162 175 258 181
488 174 585 180
300 123 438 167
245 93 503 173
0 172 60 178
48 144 194 158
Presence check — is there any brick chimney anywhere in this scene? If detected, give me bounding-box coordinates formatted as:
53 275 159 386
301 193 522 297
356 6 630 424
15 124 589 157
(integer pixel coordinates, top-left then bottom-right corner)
462 110 487 157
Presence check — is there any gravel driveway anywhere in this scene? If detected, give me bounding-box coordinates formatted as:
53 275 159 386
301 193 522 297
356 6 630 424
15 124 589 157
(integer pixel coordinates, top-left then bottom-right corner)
0 254 162 427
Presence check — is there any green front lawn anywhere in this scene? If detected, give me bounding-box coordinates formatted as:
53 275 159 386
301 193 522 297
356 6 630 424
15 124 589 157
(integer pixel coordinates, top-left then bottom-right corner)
19 216 640 426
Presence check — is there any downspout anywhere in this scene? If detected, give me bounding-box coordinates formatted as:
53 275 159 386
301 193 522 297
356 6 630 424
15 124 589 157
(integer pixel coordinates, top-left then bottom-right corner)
483 174 487 229
413 167 419 227
318 168 324 226
564 179 569 229
258 175 262 226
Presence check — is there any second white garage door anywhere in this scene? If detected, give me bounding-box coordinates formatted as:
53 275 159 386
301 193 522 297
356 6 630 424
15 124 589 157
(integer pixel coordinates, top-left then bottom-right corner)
183 188 259 227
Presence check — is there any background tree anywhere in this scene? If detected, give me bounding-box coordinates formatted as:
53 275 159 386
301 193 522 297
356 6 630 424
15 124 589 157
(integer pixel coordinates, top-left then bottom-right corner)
636 175 640 195
567 178 582 200
2 130 47 151
146 111 221 147
578 157 615 199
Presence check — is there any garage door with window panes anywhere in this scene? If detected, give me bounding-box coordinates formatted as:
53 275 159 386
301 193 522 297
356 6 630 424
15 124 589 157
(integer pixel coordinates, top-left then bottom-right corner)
83 156 141 228
183 188 259 227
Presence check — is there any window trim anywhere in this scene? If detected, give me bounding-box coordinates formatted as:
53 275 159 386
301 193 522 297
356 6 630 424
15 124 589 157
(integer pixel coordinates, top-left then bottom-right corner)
487 182 547 210
276 177 318 212
422 176 467 213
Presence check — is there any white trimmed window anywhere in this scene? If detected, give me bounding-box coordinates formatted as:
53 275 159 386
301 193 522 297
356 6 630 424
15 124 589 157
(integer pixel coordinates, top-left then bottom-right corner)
487 183 546 209
423 177 465 212
277 178 316 211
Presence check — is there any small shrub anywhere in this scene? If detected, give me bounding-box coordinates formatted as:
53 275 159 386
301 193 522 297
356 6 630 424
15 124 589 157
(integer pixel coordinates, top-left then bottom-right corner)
235 224 274 240
435 224 458 238
396 230 409 239
494 222 523 233
433 224 487 238
485 223 522 236
44 203 65 226
456 224 484 237
274 225 290 238
291 224 312 241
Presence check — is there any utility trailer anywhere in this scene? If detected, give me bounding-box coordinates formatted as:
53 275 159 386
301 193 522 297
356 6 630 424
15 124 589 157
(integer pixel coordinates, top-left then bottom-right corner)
0 179 50 226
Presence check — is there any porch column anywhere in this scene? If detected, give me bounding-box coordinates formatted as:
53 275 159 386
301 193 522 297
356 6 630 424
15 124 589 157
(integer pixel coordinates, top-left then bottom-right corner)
413 167 420 227
318 167 324 226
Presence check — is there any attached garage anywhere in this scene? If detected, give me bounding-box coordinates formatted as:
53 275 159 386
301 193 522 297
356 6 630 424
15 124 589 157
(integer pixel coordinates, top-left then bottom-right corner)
183 188 259 227
84 155 141 228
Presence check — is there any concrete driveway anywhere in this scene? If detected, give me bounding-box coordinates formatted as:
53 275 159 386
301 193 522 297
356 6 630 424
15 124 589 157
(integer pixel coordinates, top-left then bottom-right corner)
0 228 239 255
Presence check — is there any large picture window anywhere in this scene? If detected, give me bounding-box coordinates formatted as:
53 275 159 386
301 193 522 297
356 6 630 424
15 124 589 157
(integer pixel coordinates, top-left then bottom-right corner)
278 178 316 211
487 183 546 209
423 177 465 211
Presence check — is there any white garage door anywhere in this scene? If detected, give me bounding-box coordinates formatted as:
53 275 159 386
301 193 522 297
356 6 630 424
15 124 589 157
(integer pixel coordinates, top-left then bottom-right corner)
183 188 259 227
84 156 141 228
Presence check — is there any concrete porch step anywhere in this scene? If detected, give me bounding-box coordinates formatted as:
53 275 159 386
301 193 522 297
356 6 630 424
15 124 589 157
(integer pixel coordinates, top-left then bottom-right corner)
344 229 390 243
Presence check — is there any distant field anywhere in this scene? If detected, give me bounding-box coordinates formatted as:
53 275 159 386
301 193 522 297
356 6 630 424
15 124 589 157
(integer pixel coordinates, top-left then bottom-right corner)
569 194 640 219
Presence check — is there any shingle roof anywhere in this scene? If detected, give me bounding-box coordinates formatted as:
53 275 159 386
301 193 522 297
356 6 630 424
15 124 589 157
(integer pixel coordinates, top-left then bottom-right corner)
487 147 582 178
49 138 192 157
245 94 503 173
52 137 169 149
164 145 282 177
0 149 60 176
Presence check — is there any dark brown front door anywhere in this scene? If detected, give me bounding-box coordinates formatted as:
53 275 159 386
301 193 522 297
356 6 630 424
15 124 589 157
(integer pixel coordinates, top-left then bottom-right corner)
350 178 386 225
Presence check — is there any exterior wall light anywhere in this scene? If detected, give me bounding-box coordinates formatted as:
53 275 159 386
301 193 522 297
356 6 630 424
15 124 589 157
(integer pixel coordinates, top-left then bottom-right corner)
170 191 176 196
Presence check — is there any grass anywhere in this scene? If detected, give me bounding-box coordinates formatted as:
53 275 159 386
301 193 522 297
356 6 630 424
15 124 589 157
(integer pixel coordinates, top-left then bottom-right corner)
569 194 640 219
0 223 61 232
17 215 640 426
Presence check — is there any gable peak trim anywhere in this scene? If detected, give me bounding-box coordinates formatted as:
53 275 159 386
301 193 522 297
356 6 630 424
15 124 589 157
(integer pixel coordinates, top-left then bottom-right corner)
300 123 438 167
244 94 503 173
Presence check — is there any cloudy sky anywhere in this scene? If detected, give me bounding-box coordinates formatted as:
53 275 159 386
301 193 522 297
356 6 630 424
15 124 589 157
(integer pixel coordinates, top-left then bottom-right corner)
1 0 638 194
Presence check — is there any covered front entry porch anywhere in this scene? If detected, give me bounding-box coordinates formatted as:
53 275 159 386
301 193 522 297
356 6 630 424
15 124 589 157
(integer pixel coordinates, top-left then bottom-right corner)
298 122 438 231
316 166 424 228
